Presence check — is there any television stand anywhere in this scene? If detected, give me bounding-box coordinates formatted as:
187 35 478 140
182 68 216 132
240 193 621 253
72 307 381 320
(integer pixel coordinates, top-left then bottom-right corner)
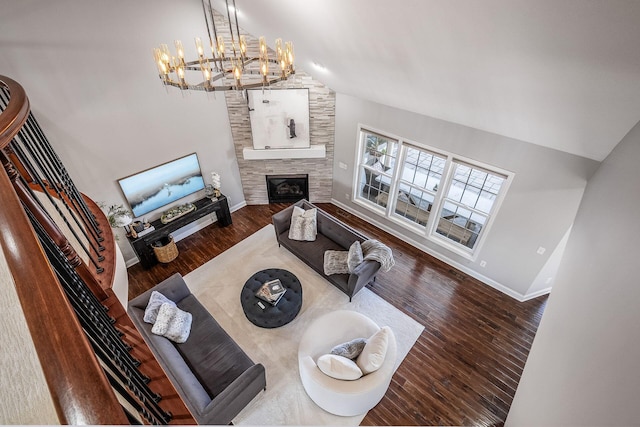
127 195 232 269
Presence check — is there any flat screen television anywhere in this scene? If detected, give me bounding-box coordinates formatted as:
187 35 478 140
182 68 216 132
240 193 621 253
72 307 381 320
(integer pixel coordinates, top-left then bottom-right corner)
118 153 205 218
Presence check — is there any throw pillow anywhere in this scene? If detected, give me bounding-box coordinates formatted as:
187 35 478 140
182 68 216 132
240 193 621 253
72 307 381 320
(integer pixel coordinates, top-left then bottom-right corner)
330 337 367 360
143 291 176 324
288 206 317 241
347 240 364 273
371 161 385 173
356 326 391 374
317 354 363 380
151 303 193 343
323 250 350 275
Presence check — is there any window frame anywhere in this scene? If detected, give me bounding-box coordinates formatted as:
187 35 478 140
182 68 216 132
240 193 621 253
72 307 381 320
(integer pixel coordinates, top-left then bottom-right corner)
353 125 513 260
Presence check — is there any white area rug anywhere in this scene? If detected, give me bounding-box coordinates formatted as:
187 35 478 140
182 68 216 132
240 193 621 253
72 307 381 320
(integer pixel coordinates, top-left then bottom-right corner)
183 225 424 425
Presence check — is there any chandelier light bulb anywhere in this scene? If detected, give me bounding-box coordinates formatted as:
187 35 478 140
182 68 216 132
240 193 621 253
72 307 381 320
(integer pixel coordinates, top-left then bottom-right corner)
174 40 185 60
275 38 283 62
259 36 267 58
195 37 204 57
217 35 226 58
239 35 247 57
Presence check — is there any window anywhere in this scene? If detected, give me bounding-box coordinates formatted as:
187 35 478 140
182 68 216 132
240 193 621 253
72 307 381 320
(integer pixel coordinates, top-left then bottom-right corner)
357 131 398 209
355 127 511 258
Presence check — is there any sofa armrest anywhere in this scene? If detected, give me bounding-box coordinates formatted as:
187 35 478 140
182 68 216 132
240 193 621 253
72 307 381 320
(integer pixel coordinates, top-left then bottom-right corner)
272 205 295 237
128 273 191 309
199 363 266 425
347 260 381 299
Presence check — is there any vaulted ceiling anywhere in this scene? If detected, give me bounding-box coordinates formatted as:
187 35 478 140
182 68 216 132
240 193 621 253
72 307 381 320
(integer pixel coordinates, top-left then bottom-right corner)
212 0 640 161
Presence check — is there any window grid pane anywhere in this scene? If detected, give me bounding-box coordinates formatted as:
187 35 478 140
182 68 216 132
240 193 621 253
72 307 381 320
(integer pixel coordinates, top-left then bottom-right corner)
357 130 398 207
392 145 446 225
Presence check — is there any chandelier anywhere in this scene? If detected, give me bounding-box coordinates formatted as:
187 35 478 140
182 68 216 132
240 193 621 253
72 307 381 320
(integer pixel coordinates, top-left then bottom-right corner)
153 0 295 92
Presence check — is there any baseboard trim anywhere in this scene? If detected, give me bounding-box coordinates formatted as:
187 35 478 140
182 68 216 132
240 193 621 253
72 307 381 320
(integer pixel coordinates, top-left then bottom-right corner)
124 199 248 268
331 198 536 302
521 287 552 301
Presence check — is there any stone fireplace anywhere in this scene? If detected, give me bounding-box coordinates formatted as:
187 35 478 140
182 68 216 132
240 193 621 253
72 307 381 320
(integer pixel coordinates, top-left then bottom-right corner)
266 174 309 203
226 71 336 204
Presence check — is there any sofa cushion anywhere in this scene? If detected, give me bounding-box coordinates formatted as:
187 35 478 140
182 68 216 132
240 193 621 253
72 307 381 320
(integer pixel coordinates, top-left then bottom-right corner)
151 303 193 343
330 337 367 360
357 326 391 374
176 295 255 398
347 241 364 273
144 291 176 324
317 354 363 380
323 250 350 275
288 206 317 241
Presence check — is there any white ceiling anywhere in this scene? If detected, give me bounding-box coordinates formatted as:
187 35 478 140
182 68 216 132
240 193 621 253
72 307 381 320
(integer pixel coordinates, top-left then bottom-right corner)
212 0 640 161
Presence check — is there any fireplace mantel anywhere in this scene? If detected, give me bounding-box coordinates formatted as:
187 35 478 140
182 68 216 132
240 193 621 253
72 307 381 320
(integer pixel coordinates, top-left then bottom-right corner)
242 144 326 160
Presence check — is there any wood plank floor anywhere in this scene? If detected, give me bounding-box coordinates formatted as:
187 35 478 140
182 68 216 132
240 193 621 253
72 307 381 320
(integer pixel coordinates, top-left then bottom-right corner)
127 203 547 426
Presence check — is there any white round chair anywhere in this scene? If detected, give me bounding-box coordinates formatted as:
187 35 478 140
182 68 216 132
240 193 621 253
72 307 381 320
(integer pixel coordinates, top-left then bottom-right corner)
298 310 397 416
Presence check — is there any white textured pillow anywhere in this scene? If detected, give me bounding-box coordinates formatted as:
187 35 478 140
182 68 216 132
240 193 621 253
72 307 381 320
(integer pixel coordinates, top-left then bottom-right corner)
356 326 391 374
347 240 364 273
151 303 192 343
288 206 317 241
143 291 176 324
323 250 350 275
317 354 363 380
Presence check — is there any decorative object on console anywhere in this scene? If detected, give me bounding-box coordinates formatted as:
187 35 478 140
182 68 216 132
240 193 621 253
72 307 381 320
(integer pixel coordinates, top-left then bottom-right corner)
99 203 132 228
160 203 197 224
152 0 295 92
211 172 221 197
204 184 217 201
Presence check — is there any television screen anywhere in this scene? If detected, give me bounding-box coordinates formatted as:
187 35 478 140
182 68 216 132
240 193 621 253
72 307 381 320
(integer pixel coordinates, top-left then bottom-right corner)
118 153 205 218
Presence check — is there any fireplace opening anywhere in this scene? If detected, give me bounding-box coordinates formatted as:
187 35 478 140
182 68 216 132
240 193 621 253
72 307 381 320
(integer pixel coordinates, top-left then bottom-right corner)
266 174 309 203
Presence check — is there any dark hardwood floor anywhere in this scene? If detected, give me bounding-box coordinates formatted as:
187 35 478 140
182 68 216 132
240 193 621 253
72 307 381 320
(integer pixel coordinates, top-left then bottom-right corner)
127 203 547 426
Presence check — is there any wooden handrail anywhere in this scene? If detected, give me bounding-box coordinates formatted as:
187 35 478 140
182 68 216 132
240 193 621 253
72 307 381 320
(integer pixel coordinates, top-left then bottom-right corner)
0 75 29 147
0 76 128 424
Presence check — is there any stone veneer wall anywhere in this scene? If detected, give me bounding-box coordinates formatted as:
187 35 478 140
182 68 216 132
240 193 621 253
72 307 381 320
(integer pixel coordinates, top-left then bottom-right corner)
225 71 336 204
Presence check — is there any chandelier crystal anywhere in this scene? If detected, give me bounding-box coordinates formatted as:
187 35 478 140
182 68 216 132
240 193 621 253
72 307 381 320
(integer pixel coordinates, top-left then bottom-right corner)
153 0 295 92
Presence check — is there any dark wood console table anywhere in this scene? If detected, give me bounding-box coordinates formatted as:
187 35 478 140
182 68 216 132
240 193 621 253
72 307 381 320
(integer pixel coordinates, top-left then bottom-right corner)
127 195 232 269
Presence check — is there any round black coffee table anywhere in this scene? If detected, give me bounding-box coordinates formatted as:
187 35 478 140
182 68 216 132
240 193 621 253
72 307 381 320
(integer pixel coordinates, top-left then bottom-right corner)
241 268 303 328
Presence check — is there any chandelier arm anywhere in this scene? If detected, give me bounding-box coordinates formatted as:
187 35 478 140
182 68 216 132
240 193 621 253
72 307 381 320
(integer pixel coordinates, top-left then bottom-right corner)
206 0 221 71
232 0 242 59
225 0 239 60
201 0 213 47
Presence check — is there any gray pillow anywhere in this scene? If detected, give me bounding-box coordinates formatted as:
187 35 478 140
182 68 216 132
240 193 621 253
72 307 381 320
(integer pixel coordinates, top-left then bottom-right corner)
288 206 317 241
323 250 350 275
151 303 192 343
347 241 364 273
330 337 367 360
143 291 176 324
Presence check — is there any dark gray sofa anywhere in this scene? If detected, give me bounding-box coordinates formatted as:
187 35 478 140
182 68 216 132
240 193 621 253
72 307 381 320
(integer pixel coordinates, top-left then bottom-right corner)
272 200 381 301
128 273 266 425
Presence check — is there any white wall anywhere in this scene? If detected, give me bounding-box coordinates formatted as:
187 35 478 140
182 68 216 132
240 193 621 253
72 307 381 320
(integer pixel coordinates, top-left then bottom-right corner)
333 93 600 298
506 119 640 425
0 0 246 262
0 248 58 424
